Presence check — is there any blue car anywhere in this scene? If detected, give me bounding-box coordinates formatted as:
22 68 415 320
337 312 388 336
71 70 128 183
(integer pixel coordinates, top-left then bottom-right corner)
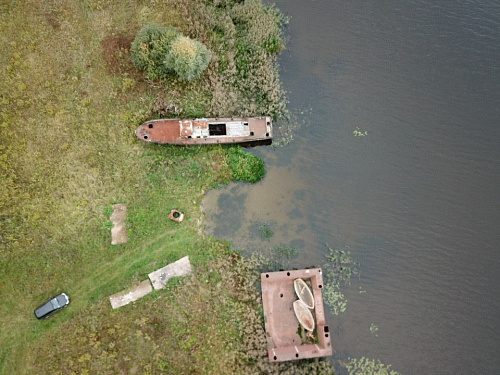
34 293 70 319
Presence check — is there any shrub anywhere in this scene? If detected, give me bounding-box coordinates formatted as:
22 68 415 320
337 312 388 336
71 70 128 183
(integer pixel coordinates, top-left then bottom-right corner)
227 146 265 183
130 24 179 80
164 35 212 81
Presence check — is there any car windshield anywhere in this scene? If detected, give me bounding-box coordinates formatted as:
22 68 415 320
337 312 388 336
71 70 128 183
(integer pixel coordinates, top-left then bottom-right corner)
56 294 67 306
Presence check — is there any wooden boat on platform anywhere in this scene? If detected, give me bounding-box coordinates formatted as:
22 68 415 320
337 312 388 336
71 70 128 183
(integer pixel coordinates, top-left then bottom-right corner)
294 278 314 309
135 116 272 146
293 300 315 332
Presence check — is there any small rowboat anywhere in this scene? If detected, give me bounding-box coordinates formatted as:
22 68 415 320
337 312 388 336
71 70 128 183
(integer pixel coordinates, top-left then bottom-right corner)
294 278 314 309
293 300 315 332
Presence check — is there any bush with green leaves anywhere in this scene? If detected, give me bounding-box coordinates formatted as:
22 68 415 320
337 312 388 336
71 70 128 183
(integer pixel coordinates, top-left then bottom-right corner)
227 146 265 183
164 35 212 81
130 24 180 80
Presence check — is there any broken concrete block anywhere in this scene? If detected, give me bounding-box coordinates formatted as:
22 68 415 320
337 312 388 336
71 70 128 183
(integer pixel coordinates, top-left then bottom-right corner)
148 256 192 290
111 203 128 245
109 280 153 309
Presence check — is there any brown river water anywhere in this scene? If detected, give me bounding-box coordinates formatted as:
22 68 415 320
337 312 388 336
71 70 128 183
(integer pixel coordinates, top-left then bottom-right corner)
203 1 500 373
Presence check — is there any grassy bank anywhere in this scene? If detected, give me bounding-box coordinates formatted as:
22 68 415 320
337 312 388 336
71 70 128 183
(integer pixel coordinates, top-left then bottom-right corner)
0 0 332 373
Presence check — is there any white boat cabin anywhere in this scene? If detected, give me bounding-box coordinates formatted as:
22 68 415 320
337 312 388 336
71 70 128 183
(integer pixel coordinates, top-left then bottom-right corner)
180 119 251 139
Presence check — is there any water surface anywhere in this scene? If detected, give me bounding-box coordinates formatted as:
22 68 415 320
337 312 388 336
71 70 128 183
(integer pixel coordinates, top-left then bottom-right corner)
203 1 500 373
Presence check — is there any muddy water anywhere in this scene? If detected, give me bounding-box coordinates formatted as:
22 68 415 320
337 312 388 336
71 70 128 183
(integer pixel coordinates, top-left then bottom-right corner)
203 1 500 373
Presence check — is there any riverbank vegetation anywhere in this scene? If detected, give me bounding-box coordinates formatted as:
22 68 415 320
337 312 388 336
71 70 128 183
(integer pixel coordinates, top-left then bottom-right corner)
0 0 333 373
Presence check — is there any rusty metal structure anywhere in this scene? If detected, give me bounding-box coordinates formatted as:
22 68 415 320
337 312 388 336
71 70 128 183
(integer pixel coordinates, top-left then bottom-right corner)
169 209 184 222
135 117 272 146
261 268 332 362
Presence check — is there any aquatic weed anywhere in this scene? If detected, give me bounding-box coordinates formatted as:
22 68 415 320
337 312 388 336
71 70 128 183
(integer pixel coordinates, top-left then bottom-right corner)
258 223 274 240
344 357 401 375
268 244 299 271
322 244 358 315
353 127 368 137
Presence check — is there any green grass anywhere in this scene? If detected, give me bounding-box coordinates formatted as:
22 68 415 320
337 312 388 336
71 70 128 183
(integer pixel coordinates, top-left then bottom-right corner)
0 0 333 373
227 145 266 183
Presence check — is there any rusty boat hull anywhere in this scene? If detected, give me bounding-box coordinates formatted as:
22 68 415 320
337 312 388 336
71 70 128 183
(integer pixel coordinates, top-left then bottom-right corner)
135 116 272 146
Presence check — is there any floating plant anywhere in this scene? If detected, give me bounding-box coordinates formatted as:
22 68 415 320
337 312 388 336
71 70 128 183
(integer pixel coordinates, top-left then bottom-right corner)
344 357 401 375
322 244 359 315
258 223 274 240
370 323 379 336
353 127 368 137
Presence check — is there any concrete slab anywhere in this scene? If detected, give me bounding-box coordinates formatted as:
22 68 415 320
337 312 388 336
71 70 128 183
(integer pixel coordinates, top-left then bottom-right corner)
111 203 128 245
109 280 153 309
148 256 192 290
261 268 332 362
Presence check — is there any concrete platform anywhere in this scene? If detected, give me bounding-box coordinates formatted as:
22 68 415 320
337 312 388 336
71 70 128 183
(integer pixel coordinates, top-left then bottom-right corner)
261 268 332 362
109 280 153 309
110 203 128 245
148 256 192 290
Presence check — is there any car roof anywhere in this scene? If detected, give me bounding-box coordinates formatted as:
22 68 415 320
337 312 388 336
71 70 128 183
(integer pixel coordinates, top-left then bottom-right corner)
34 293 69 319
34 300 55 318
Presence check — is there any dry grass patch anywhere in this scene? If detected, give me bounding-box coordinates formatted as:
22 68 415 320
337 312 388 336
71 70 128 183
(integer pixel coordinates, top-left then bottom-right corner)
101 32 138 76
